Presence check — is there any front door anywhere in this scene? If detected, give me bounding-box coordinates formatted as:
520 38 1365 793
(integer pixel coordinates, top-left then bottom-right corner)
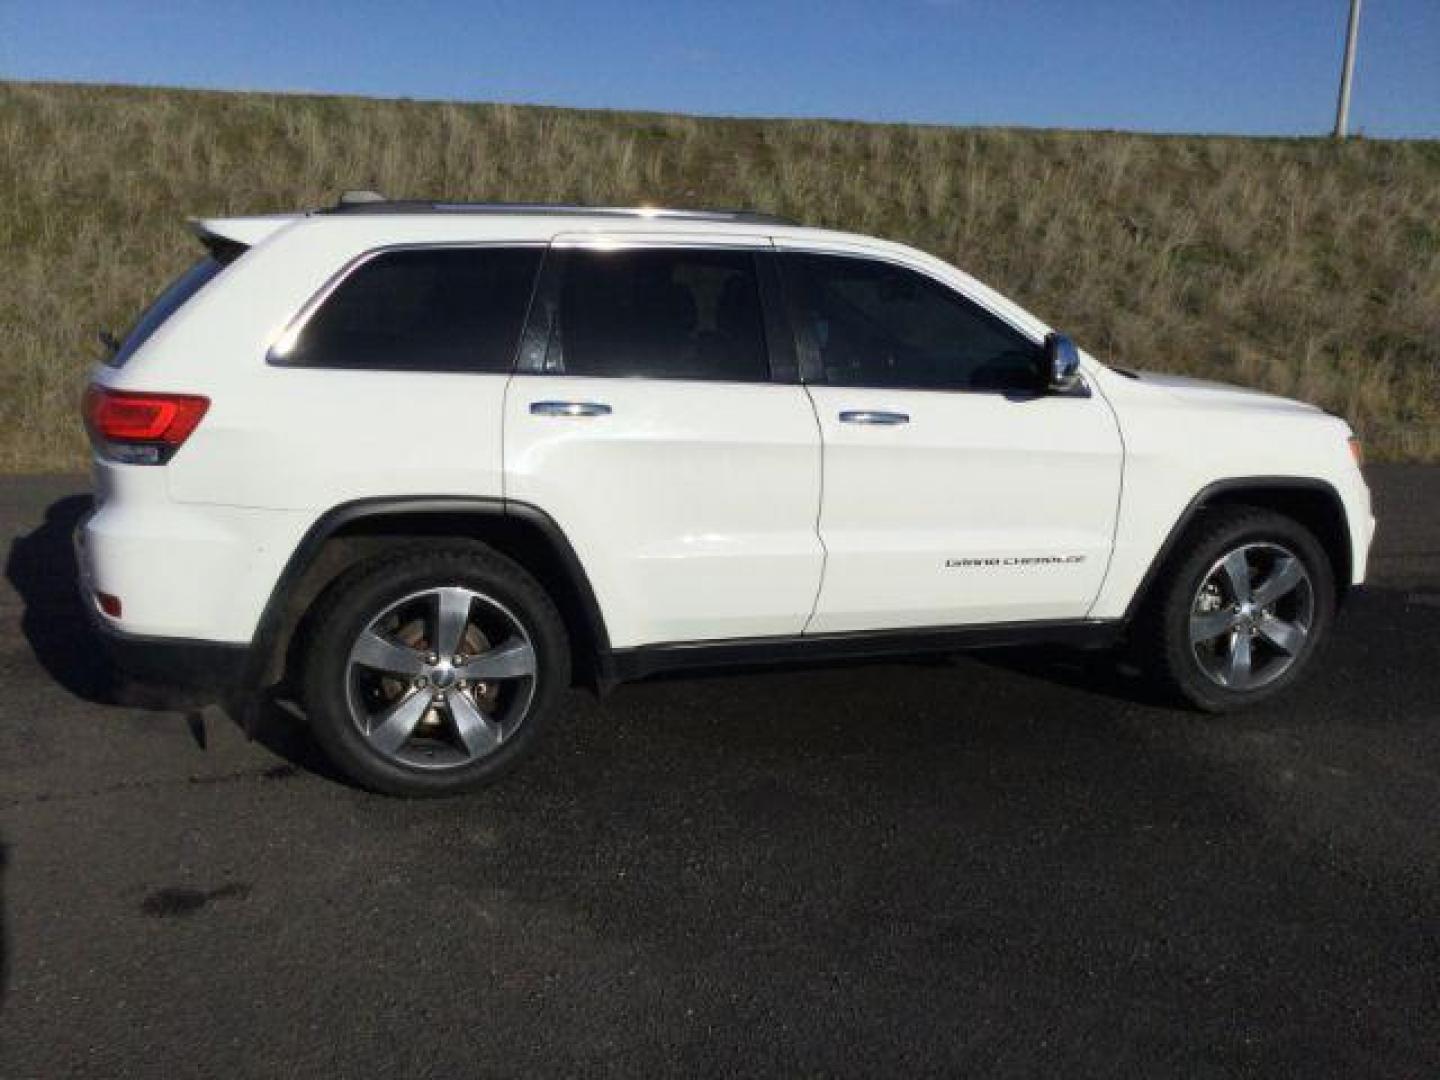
780 250 1124 634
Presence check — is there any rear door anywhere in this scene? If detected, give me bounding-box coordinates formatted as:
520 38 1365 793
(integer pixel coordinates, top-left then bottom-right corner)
503 237 824 649
780 247 1123 633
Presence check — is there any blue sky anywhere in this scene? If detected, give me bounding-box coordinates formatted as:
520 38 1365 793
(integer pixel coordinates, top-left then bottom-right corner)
2 0 1436 138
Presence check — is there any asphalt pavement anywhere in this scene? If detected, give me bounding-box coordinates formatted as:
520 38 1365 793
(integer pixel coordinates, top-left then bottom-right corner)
1 467 1437 1077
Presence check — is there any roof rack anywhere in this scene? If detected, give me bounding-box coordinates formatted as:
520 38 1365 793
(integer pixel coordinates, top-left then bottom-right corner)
323 192 796 226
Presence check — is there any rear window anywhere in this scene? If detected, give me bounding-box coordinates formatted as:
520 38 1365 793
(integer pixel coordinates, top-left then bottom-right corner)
106 257 225 368
276 247 543 373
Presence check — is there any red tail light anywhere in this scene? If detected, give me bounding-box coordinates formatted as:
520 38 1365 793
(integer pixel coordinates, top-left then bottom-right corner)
83 385 210 464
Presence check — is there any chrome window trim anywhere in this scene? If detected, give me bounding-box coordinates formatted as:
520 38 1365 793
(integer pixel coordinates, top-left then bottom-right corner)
265 241 548 369
548 236 776 252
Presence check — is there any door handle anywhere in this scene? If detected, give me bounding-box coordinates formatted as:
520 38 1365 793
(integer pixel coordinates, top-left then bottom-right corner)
530 401 612 418
838 410 909 425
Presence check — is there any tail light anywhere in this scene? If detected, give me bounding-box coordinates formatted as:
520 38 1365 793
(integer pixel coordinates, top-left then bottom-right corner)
83 385 210 465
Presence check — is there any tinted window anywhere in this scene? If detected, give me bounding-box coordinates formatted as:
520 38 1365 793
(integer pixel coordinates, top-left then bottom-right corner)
282 247 541 372
108 258 225 368
782 253 1041 392
547 248 769 382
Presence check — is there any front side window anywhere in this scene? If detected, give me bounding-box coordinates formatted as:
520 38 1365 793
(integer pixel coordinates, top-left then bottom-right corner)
781 253 1041 392
544 247 770 382
279 247 542 372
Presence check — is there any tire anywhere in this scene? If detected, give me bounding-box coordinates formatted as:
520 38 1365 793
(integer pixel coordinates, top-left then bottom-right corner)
300 541 570 796
1141 506 1335 713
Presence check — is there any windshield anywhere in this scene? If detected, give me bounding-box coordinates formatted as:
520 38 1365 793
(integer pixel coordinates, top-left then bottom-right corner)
105 257 225 368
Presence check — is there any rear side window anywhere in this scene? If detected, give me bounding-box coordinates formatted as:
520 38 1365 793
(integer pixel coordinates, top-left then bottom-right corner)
278 247 542 373
107 257 225 368
544 248 770 382
781 253 1041 392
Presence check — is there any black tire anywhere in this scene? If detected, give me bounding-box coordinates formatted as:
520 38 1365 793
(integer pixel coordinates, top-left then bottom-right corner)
301 541 570 796
1141 506 1335 713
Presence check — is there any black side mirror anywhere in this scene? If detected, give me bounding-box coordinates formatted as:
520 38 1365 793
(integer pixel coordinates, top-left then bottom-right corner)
1042 332 1082 393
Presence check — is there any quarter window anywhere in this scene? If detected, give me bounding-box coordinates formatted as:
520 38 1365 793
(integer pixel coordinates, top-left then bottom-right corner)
279 247 542 372
544 248 770 382
781 253 1041 392
108 258 225 368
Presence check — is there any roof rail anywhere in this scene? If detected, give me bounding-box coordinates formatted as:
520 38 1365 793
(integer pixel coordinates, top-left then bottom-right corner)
319 194 795 226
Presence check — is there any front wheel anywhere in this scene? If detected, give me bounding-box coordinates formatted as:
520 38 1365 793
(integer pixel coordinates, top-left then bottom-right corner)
301 543 570 796
1144 507 1335 712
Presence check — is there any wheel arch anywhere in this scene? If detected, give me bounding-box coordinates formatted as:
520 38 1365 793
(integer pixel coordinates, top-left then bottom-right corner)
245 497 611 695
1122 476 1352 624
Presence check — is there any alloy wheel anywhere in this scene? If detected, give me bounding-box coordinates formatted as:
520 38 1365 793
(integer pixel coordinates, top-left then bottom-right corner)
344 586 538 768
1189 542 1314 692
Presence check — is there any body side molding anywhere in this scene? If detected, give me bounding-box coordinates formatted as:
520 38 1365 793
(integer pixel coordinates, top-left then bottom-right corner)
609 619 1123 682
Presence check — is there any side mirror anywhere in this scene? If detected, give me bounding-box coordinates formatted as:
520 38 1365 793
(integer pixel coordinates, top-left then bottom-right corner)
1042 332 1083 393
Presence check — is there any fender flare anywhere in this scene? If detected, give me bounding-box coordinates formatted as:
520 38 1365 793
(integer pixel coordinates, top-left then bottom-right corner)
1119 475 1351 624
242 496 612 693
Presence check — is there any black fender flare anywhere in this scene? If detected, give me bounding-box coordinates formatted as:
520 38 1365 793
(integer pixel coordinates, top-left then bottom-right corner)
1119 475 1352 625
242 496 612 695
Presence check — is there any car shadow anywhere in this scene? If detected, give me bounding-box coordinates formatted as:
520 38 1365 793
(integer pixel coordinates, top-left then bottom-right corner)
973 643 1179 709
244 696 357 788
4 493 114 703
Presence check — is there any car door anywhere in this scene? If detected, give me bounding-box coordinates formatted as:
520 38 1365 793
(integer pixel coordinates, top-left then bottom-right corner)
779 247 1124 634
504 236 824 649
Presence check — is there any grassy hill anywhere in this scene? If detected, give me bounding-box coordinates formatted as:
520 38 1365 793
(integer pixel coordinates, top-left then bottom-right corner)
2 79 1436 468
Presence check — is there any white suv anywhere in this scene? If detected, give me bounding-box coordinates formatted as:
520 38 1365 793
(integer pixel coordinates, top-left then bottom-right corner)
77 195 1376 795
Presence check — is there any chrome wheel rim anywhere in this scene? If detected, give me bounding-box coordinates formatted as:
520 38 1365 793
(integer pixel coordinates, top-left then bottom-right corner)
344 587 537 769
1189 542 1314 692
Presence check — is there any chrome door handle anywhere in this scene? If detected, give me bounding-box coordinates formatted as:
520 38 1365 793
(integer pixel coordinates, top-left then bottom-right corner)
530 401 612 418
838 410 909 425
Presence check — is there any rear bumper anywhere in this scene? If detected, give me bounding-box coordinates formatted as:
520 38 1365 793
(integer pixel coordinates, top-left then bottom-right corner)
96 620 250 694
76 511 251 694
77 459 312 641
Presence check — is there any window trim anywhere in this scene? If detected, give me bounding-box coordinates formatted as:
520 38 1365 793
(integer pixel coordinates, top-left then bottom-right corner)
775 247 1062 397
514 241 792 386
265 241 548 373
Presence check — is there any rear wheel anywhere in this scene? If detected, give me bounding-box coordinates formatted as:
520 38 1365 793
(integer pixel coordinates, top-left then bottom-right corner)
301 543 569 796
1144 507 1335 712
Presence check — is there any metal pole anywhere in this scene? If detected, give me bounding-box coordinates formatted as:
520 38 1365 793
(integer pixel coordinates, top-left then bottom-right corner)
1333 0 1363 138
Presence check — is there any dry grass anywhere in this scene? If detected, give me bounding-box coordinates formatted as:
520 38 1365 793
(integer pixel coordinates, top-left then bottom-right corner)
2 79 1437 469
